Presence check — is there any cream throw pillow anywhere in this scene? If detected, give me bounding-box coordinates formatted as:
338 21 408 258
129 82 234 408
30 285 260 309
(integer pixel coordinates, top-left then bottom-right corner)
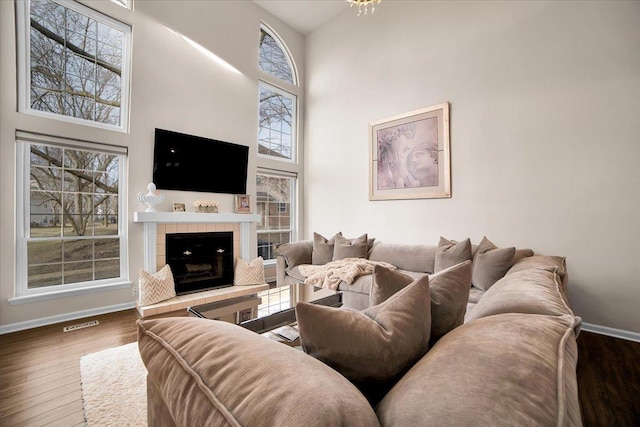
234 257 265 285
139 264 176 306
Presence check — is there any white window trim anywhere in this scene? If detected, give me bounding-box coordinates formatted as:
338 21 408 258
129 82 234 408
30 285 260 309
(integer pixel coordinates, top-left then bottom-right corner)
257 81 297 165
16 0 132 133
14 131 129 301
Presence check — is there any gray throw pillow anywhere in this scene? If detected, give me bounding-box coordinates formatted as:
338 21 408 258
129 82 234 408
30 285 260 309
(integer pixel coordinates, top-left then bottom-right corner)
276 241 312 268
332 233 368 261
472 236 516 291
296 275 431 404
434 237 472 272
312 232 341 265
370 261 472 345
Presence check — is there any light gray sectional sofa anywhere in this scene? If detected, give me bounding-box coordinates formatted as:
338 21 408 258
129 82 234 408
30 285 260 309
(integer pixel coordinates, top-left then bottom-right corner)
138 233 582 426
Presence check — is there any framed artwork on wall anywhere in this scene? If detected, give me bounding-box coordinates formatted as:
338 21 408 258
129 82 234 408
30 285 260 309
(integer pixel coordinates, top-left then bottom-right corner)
369 102 451 200
235 195 252 213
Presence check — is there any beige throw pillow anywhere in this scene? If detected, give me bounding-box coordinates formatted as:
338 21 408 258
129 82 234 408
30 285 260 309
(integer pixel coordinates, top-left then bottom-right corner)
296 275 431 404
370 261 472 345
434 237 472 272
139 264 176 306
312 232 341 265
332 233 368 261
472 236 516 291
234 257 265 286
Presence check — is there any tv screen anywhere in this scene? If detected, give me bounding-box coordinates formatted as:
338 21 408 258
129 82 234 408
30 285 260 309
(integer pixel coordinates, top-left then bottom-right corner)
153 128 249 194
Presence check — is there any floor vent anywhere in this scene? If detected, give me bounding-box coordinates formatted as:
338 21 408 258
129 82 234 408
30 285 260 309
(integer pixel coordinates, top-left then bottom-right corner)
63 320 99 332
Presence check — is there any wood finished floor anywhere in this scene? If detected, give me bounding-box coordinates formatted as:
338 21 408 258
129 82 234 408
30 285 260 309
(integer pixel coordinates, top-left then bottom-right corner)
1 309 639 426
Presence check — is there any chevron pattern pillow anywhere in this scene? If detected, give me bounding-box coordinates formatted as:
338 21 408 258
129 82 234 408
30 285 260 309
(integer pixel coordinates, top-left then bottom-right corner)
234 257 265 286
139 264 176 306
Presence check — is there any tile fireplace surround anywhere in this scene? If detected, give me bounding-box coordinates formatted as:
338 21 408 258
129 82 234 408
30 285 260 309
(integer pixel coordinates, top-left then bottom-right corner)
133 211 267 317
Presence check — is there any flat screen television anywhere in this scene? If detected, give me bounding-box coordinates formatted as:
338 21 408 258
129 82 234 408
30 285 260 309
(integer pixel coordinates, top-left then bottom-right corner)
153 128 249 194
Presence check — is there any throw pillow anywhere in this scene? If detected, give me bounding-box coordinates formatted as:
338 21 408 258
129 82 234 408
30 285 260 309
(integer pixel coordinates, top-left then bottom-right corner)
370 261 472 344
139 264 176 306
234 257 265 286
312 232 341 265
296 275 431 404
276 241 312 268
472 236 516 291
332 233 368 261
434 237 472 272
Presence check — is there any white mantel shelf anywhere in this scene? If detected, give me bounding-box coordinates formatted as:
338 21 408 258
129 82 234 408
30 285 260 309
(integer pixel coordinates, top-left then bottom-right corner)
133 211 260 272
133 211 260 223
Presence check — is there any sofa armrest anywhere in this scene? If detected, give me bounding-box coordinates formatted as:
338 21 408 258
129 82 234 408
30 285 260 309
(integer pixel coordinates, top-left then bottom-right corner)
138 317 380 427
275 240 313 269
276 255 287 287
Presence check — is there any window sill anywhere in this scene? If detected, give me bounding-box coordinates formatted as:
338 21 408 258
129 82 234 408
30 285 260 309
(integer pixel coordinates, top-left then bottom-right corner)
8 281 132 305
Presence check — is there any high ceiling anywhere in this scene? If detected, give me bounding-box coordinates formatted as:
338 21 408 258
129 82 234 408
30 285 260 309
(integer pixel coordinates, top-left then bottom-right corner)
252 0 346 35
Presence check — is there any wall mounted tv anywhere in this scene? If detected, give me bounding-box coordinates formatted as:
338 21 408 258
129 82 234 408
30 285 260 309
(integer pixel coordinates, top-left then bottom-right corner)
153 128 249 194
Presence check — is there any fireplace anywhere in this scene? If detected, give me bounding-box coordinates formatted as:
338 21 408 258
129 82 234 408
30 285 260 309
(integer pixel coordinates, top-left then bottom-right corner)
165 232 234 295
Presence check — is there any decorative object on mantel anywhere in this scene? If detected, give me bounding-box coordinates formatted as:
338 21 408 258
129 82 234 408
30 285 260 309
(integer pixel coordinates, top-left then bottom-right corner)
173 202 186 212
235 194 252 214
347 0 381 16
137 183 165 212
193 200 219 213
369 102 451 201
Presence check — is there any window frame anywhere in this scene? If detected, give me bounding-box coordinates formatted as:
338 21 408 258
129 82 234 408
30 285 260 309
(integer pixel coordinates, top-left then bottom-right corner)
256 170 297 263
15 0 132 133
14 131 129 301
257 81 297 165
259 24 298 87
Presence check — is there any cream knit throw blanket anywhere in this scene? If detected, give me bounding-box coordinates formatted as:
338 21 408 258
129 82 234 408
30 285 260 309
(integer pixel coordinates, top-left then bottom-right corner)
298 258 397 290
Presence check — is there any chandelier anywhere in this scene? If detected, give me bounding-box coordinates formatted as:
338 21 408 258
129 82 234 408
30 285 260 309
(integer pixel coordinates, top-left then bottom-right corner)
347 0 381 16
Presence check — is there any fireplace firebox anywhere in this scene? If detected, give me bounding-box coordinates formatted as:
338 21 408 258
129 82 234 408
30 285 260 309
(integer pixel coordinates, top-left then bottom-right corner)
165 232 234 295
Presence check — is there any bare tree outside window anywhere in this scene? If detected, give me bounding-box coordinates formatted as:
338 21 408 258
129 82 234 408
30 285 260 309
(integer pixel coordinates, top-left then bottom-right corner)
27 143 122 288
258 84 294 160
259 28 293 84
27 0 128 127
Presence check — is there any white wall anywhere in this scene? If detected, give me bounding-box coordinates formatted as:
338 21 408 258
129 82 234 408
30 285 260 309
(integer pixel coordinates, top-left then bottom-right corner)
0 0 304 330
304 1 640 333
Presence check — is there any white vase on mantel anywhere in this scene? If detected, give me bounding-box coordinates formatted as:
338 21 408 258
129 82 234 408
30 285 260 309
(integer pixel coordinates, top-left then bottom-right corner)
137 183 165 212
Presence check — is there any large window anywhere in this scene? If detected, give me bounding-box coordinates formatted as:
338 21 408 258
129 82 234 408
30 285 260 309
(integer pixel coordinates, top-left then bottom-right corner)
17 0 132 131
257 173 294 260
257 24 299 262
16 132 128 297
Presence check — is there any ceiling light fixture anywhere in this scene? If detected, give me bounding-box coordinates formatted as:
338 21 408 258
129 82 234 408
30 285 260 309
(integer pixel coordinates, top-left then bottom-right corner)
347 0 381 16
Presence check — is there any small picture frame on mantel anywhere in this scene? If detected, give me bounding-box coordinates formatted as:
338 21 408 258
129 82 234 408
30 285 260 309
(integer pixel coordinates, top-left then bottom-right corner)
235 195 251 213
173 202 186 212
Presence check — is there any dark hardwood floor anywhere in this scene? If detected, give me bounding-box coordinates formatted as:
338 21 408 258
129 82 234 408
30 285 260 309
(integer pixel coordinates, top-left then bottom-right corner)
0 309 638 426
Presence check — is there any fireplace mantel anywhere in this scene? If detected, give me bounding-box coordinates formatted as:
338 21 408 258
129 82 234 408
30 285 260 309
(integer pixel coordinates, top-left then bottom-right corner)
133 211 261 272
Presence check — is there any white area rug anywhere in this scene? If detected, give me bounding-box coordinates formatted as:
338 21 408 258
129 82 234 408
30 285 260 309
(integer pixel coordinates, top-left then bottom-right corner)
80 342 147 426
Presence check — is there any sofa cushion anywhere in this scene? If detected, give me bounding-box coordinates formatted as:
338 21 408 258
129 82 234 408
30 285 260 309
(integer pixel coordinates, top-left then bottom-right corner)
139 264 176 306
312 232 341 265
138 317 380 427
376 313 582 427
234 256 265 286
434 237 472 272
507 255 568 290
369 261 472 344
296 275 431 404
468 285 485 304
333 233 368 261
277 240 312 268
465 267 575 323
368 243 436 273
471 236 516 291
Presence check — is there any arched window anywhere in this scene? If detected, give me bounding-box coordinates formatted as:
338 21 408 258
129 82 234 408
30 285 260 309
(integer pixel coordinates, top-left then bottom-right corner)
256 24 299 263
259 27 296 85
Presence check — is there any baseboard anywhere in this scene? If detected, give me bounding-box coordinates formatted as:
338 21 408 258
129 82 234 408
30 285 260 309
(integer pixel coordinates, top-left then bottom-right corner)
581 322 640 343
0 302 136 335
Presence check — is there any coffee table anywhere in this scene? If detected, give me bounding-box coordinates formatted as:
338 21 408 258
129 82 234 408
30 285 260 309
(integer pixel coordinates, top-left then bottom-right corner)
187 283 342 345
